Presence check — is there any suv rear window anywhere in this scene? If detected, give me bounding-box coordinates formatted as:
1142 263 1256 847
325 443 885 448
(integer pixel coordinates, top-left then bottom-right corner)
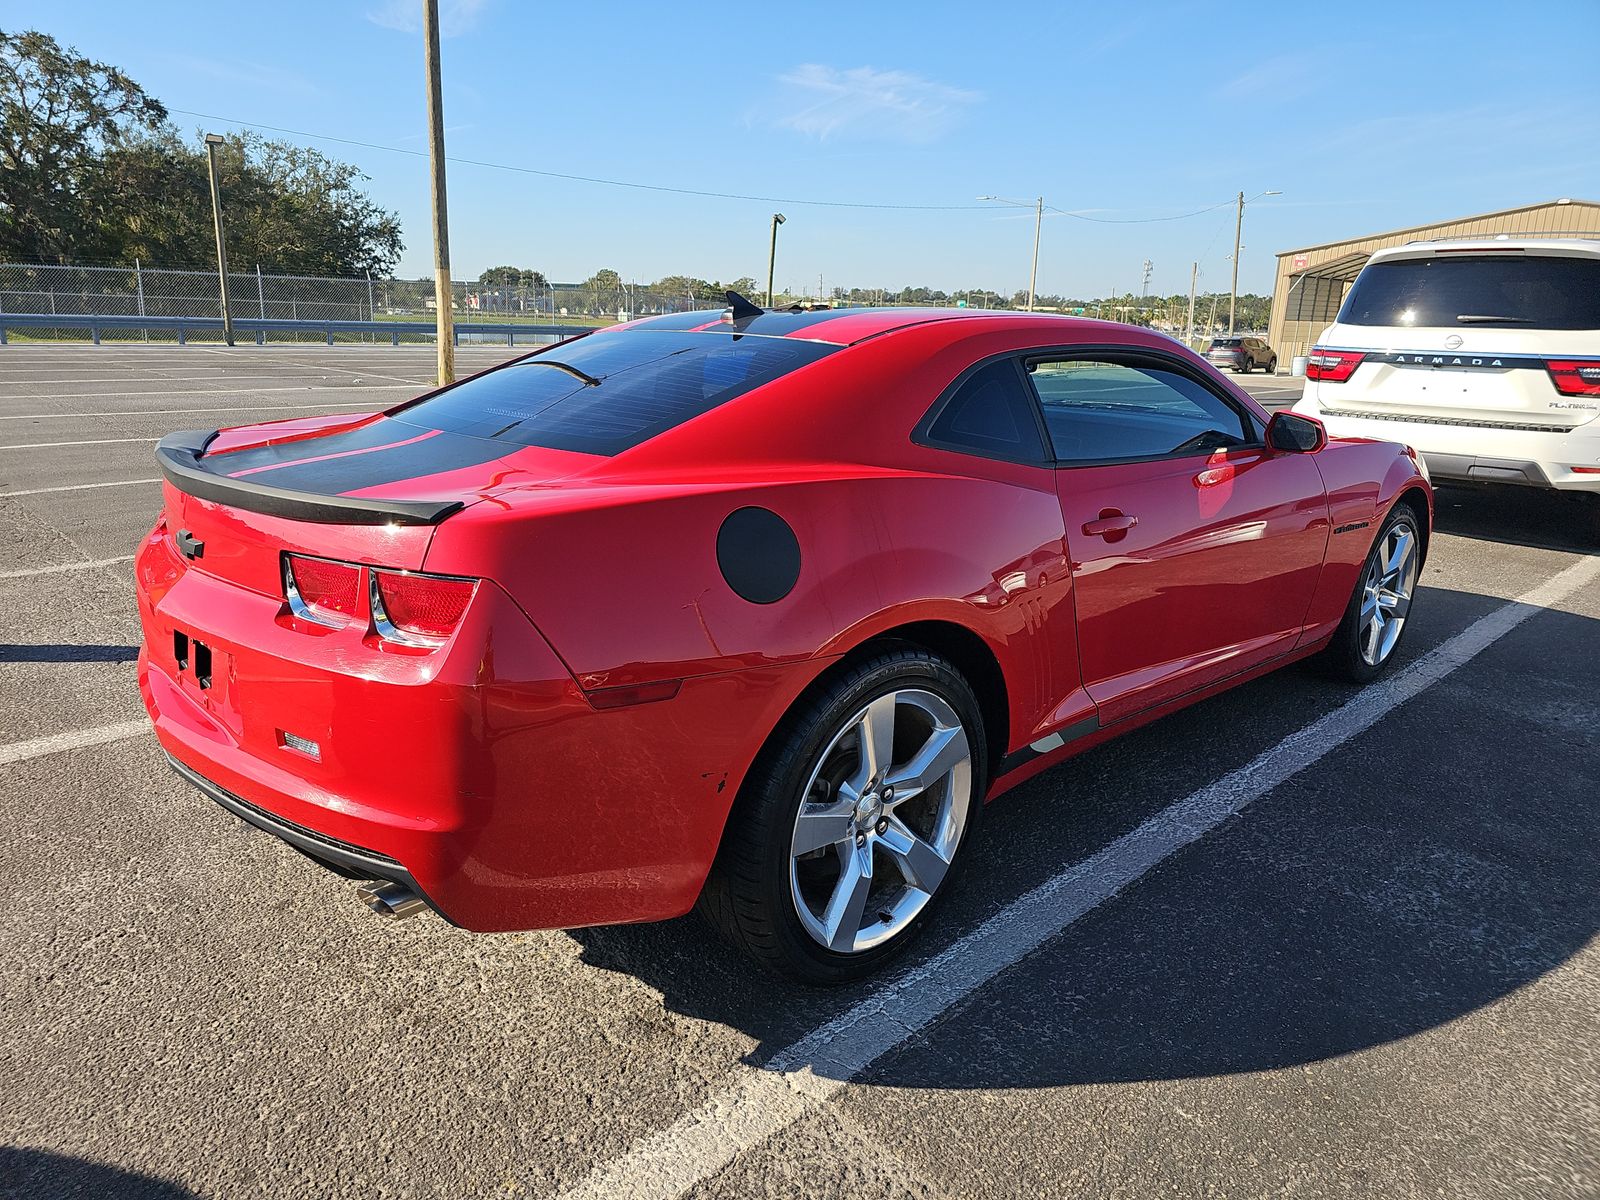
392 329 836 455
1339 254 1600 330
1210 338 1242 348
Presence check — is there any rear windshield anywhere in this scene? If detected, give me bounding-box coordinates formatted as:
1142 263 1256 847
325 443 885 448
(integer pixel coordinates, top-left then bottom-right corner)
1339 254 1600 330
391 329 837 455
1209 338 1242 348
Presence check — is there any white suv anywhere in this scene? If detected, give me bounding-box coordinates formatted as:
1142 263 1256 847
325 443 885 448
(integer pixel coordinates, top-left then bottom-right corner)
1293 237 1600 537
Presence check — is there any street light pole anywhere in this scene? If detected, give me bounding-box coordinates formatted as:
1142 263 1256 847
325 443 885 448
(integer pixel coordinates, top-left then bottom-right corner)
203 134 234 347
766 213 785 307
422 0 455 385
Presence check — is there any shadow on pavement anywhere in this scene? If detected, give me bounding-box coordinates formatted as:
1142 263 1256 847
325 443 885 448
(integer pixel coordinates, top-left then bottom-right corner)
569 593 1599 1089
0 1147 196 1199
1432 482 1598 555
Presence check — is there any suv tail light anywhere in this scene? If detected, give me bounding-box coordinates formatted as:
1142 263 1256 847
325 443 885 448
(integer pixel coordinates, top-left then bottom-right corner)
284 555 361 627
371 569 477 646
1545 360 1600 397
1305 348 1365 383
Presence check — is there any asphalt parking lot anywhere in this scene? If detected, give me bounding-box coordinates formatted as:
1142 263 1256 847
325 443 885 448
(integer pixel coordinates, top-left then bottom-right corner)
2 345 1596 1199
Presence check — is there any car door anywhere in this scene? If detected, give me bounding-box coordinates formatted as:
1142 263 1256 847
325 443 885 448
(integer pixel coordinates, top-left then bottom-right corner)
1026 350 1329 724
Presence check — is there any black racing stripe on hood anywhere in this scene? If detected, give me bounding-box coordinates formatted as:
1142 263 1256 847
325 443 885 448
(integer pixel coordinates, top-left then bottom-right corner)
203 428 511 496
207 419 403 474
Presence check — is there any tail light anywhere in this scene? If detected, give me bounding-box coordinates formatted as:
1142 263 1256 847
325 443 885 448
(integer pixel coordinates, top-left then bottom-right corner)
370 569 477 646
284 555 361 627
1545 360 1600 397
1305 348 1365 383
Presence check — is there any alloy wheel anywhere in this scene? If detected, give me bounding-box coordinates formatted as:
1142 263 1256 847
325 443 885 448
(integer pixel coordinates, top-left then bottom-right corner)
1359 518 1419 666
788 688 973 954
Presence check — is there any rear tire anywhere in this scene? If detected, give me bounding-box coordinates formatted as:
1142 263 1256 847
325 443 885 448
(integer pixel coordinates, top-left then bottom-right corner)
697 646 987 984
1319 504 1423 683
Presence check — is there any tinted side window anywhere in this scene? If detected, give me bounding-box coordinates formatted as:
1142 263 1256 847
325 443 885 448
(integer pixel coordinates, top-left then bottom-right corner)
1339 255 1600 330
924 359 1048 463
1027 359 1254 464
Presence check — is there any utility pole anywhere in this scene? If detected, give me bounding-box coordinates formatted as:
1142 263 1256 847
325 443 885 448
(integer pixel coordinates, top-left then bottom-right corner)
203 134 234 346
766 213 785 307
977 196 1045 311
1027 196 1042 311
1228 188 1282 335
1141 259 1153 297
423 0 455 385
1186 261 1198 346
1228 190 1244 335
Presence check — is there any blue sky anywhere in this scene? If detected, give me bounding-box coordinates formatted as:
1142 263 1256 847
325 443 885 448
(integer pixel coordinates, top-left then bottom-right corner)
12 0 1599 296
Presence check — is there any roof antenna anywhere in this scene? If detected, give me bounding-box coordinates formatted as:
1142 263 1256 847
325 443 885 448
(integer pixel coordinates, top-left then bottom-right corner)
724 290 764 321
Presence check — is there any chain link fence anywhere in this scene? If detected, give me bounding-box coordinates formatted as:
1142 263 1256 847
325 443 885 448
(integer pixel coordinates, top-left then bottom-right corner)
0 262 720 343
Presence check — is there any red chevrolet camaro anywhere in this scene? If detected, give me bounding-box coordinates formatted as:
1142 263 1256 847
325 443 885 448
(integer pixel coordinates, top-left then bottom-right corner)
137 302 1431 982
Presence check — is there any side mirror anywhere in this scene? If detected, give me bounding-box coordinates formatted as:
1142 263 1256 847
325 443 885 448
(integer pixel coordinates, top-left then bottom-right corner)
1267 410 1327 454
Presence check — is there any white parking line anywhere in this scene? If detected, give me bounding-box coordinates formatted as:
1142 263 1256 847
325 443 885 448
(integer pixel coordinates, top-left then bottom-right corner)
0 719 149 768
0 555 135 579
2 478 160 498
0 437 157 450
0 401 380 421
0 383 415 402
559 554 1600 1200
192 348 433 387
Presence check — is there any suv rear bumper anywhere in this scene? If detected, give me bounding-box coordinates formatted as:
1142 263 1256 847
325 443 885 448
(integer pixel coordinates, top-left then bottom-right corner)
1300 405 1600 493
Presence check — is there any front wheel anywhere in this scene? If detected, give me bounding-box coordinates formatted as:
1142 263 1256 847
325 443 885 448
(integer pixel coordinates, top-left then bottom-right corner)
1266 357 1278 374
698 647 986 984
1319 505 1422 682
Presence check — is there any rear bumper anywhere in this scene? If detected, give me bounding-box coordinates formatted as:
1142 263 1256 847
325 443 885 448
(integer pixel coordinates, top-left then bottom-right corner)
1300 404 1600 493
136 522 824 932
165 749 439 902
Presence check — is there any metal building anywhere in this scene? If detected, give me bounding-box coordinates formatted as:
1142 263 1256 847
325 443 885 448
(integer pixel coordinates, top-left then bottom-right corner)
1266 198 1600 366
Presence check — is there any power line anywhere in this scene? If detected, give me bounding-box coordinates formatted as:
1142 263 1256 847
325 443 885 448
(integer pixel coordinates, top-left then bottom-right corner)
171 106 1249 222
169 108 988 211
1045 198 1238 224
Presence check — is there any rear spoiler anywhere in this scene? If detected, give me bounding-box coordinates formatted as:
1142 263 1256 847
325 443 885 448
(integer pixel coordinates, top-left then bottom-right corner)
154 430 463 526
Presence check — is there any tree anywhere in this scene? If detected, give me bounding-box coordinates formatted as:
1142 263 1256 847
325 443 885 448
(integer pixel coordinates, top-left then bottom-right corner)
1 30 403 275
479 265 547 288
84 130 403 275
0 28 167 261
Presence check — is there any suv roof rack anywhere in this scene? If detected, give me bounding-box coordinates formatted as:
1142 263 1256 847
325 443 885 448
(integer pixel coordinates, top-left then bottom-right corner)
1403 232 1600 245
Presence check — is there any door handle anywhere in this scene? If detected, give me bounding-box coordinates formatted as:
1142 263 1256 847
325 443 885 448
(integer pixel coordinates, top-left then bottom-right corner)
1082 511 1138 538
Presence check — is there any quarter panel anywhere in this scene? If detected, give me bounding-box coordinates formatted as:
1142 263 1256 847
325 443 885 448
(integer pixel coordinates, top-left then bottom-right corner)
421 469 1078 757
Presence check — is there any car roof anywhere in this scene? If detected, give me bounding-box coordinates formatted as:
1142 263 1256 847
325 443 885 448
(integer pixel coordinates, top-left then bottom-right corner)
605 305 1119 347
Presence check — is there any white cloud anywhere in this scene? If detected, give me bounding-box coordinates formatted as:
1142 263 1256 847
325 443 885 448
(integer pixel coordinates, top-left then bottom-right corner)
367 0 488 37
772 64 979 144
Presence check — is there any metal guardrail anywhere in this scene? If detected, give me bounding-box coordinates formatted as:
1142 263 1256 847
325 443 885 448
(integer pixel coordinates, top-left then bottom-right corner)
0 313 587 346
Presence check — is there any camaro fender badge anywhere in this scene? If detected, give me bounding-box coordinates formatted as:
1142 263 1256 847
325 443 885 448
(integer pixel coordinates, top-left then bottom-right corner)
1333 520 1371 535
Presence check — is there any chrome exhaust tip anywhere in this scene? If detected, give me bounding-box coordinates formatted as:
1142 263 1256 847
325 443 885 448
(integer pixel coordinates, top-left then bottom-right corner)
357 880 427 919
